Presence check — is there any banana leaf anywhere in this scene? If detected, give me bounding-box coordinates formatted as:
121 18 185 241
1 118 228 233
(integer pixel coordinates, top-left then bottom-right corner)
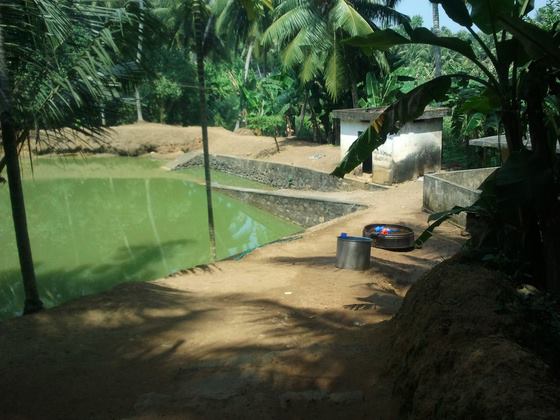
498 14 560 67
346 27 478 62
433 0 473 28
331 75 452 177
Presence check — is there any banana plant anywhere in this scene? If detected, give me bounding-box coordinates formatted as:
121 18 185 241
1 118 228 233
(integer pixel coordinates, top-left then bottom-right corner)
332 0 560 293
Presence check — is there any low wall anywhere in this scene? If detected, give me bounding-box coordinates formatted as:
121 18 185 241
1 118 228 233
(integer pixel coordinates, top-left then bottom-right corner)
423 167 497 227
214 186 366 228
168 153 380 192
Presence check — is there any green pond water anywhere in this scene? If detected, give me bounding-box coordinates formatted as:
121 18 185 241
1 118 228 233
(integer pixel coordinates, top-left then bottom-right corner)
0 157 301 319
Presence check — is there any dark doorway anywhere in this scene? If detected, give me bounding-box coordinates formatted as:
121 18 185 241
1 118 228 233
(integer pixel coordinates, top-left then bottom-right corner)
362 155 373 173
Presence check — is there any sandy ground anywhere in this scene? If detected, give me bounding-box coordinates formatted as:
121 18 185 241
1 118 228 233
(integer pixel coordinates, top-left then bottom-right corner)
0 178 464 419
38 122 343 174
119 122 342 173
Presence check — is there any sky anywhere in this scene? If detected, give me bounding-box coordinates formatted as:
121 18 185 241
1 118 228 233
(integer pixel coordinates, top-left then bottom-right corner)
396 0 548 32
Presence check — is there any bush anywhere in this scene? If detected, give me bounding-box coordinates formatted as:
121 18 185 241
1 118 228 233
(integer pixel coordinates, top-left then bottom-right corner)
246 115 285 136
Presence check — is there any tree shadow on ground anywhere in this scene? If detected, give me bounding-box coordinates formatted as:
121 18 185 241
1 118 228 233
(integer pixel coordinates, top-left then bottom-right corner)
0 280 399 420
0 221 463 419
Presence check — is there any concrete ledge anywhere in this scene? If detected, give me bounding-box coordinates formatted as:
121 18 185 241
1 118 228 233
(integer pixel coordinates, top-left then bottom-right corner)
167 153 383 192
214 185 367 228
423 168 498 227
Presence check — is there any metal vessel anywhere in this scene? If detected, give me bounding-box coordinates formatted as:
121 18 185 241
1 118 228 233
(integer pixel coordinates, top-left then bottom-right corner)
336 235 372 270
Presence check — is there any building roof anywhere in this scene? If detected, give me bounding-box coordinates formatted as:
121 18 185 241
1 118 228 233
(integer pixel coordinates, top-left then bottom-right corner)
469 135 560 153
331 106 450 122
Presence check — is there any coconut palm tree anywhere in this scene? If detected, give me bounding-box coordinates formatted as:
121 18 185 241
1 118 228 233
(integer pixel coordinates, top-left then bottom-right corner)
430 0 442 76
152 0 269 259
0 0 133 314
213 0 272 128
151 0 200 48
135 0 146 122
0 32 42 314
263 0 406 100
192 0 217 260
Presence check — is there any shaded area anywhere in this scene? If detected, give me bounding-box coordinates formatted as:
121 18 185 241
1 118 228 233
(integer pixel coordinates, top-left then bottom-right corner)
0 281 397 419
388 259 560 419
5 257 557 419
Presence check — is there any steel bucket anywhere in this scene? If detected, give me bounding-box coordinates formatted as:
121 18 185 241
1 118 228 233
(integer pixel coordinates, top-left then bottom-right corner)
336 235 372 270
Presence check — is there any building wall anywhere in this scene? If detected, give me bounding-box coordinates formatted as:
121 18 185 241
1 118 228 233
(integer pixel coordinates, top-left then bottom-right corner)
338 118 443 185
340 120 371 161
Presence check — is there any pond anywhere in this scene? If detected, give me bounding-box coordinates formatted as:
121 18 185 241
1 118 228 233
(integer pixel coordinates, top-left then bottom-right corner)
0 156 301 319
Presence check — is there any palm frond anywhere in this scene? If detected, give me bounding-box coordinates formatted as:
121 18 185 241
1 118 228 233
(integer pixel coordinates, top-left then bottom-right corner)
324 36 346 99
330 0 373 36
262 6 312 46
1 0 136 146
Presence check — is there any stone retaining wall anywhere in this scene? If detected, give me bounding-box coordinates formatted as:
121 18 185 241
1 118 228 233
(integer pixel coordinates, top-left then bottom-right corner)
168 153 380 192
214 186 366 228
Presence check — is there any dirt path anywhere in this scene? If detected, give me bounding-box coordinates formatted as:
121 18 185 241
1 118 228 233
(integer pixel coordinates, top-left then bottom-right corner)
0 181 463 419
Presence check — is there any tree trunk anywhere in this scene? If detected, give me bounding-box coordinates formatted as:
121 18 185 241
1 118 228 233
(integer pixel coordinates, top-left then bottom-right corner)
135 0 144 122
159 102 165 123
431 2 442 77
297 89 309 137
501 106 524 152
350 80 359 108
202 15 214 49
0 25 43 314
235 41 254 131
310 107 320 143
194 0 217 260
525 66 559 293
1 115 43 314
243 41 254 83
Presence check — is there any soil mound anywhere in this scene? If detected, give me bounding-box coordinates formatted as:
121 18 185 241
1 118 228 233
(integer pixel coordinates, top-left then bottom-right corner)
387 259 560 419
233 127 258 136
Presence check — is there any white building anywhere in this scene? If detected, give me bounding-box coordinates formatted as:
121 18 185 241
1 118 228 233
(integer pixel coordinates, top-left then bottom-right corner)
332 107 449 185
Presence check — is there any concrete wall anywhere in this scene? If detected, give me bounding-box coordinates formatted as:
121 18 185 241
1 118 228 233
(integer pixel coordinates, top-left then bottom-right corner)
423 167 497 226
169 153 381 192
214 186 366 228
340 120 370 161
339 118 443 185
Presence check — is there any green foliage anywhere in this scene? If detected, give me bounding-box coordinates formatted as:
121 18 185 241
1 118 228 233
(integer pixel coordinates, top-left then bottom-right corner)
262 0 405 100
336 0 560 289
246 114 285 135
534 0 560 29
1 1 135 140
154 76 182 101
152 75 182 122
357 70 414 108
206 61 241 129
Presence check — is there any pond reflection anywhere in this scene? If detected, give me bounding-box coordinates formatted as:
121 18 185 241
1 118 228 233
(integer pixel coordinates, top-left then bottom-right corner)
0 158 301 319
